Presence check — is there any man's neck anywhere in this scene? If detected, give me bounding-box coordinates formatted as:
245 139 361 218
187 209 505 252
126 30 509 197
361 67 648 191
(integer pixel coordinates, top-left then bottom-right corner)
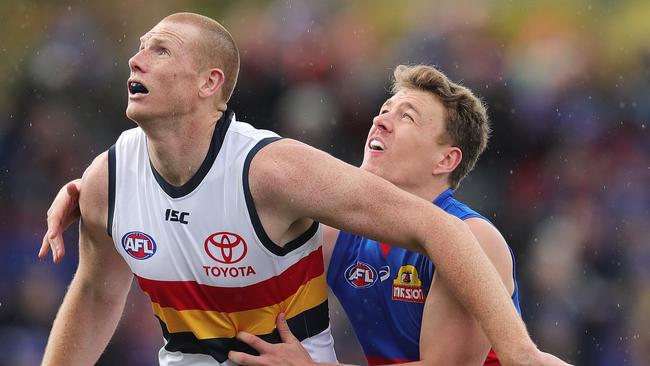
399 178 451 203
141 110 223 187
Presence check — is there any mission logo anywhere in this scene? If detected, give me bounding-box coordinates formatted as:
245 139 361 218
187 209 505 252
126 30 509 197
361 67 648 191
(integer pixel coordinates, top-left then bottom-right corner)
392 265 425 303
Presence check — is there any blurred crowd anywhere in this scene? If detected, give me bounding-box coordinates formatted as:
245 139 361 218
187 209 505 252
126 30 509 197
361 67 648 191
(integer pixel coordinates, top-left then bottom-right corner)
0 1 648 365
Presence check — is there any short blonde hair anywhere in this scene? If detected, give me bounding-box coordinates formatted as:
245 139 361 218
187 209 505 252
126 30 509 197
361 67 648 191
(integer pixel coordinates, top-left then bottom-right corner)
164 13 240 110
391 65 491 189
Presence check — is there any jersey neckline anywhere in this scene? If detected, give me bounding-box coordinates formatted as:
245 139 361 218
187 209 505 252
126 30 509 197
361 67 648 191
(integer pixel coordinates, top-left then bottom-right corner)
149 110 234 199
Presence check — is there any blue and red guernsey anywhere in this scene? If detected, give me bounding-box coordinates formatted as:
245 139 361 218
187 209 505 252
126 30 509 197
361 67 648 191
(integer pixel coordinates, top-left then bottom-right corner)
327 189 521 366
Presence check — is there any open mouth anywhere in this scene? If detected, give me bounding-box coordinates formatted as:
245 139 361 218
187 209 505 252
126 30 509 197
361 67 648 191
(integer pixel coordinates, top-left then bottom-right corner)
369 139 385 151
128 81 149 95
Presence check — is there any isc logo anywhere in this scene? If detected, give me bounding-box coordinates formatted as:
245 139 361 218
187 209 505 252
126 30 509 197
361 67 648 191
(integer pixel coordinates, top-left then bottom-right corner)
345 262 378 288
121 231 157 260
165 209 189 224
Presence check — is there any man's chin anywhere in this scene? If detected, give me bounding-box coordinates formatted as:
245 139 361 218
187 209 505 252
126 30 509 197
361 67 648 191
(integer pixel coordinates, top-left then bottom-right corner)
125 106 148 123
125 108 139 122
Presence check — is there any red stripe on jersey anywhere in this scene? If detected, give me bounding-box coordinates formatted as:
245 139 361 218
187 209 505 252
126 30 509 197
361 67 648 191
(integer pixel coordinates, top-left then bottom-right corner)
136 246 324 313
366 355 413 365
484 349 501 365
366 349 500 365
379 242 392 258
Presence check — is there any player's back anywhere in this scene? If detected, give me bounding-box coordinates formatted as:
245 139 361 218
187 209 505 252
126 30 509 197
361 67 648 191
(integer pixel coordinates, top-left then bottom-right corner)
110 110 336 365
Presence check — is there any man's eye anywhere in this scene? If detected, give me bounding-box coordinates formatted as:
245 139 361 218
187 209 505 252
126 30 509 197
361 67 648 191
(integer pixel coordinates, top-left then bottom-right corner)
403 113 414 121
159 48 170 55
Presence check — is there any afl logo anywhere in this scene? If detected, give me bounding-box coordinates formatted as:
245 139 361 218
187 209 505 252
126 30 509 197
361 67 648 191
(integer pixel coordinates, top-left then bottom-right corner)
121 231 157 260
345 262 378 288
205 232 248 264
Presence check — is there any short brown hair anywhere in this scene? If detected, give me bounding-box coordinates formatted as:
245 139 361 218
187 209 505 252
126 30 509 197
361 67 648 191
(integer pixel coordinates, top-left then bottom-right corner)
391 64 491 189
164 13 240 111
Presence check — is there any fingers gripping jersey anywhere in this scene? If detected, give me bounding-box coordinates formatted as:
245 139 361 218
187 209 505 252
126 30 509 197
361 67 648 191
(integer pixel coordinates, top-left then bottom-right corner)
109 111 336 365
327 189 521 365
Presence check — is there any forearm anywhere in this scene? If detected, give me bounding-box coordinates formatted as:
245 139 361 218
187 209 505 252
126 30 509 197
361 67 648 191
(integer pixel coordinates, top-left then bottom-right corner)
42 277 128 366
423 218 534 364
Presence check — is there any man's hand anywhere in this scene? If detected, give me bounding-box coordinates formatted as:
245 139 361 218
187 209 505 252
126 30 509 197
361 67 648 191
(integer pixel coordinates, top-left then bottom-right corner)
39 179 82 263
228 313 316 366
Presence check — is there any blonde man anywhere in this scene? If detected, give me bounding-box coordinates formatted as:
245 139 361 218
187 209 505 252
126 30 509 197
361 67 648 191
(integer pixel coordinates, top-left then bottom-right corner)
232 65 523 366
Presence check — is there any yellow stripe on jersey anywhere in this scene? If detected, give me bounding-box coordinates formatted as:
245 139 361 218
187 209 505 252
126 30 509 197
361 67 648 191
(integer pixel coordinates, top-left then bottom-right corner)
151 273 327 339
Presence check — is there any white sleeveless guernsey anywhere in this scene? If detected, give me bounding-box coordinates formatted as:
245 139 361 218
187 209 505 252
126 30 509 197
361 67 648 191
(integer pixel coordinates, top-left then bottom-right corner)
108 111 336 365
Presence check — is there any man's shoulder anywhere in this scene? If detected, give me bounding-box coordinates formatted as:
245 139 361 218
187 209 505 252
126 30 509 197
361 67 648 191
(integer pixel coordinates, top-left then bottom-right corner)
446 195 513 276
79 151 109 230
115 126 144 142
228 120 280 141
465 217 513 286
441 195 490 223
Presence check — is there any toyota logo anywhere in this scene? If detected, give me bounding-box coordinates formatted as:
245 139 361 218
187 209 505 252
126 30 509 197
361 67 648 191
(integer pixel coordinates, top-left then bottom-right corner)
204 232 248 264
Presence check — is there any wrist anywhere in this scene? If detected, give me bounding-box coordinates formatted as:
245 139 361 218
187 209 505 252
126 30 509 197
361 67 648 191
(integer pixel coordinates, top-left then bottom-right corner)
497 341 540 366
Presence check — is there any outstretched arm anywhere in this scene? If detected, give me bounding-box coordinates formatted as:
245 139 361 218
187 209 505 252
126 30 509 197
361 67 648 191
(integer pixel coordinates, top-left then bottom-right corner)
41 154 133 365
249 139 569 366
39 179 82 263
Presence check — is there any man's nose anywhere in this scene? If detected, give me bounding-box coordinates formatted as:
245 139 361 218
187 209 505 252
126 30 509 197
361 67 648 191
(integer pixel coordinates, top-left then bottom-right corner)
128 50 145 73
372 112 393 132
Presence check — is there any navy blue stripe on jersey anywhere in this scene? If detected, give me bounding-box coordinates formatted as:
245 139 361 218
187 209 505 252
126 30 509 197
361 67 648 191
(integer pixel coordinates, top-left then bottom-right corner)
107 144 116 237
149 109 234 199
242 137 320 256
508 246 521 313
434 188 490 222
158 300 330 363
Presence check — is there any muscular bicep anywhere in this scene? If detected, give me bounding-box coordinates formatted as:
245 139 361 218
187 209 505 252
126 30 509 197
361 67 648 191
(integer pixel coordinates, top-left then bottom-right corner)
419 273 490 365
76 152 133 300
75 219 134 299
40 155 132 366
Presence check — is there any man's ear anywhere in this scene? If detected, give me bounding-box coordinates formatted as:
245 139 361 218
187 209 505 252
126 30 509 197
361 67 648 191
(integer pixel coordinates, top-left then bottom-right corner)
433 147 462 176
198 68 225 98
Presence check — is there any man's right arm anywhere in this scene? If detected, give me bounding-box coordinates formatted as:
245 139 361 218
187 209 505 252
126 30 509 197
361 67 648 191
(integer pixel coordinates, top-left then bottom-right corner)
41 152 133 366
249 139 569 366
